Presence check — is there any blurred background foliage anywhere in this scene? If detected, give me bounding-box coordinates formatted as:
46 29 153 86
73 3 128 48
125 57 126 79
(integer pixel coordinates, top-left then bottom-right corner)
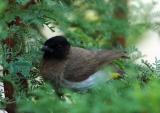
0 0 160 113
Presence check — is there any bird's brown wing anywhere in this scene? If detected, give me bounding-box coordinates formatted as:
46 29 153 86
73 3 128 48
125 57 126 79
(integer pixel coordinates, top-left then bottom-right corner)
64 47 99 82
64 47 126 82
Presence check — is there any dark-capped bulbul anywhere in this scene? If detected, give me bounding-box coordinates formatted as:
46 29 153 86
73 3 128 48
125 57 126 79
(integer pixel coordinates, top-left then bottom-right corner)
40 36 127 96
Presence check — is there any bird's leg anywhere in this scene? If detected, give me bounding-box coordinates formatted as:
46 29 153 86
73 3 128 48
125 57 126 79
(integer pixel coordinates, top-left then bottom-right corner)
51 76 64 98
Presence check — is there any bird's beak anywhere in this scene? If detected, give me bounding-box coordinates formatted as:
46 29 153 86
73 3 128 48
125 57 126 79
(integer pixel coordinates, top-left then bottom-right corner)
41 46 48 51
41 46 54 52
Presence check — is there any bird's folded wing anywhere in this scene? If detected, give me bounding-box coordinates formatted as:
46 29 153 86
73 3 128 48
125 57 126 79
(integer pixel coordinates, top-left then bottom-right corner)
64 47 99 82
64 47 125 82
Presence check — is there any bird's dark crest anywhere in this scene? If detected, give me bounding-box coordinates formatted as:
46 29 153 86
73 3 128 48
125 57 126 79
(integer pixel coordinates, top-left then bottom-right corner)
42 36 70 59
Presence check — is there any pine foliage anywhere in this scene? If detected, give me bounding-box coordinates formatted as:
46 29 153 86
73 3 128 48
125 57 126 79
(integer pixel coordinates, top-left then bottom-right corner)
0 0 160 113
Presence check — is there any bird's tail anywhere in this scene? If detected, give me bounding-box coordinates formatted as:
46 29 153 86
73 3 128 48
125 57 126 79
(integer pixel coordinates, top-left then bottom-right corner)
95 50 128 66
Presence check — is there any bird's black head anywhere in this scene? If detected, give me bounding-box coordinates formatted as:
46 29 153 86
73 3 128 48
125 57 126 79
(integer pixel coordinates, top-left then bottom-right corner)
41 36 70 60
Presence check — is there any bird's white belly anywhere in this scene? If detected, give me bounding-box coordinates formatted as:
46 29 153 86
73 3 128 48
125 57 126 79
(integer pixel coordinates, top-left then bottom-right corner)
62 71 108 91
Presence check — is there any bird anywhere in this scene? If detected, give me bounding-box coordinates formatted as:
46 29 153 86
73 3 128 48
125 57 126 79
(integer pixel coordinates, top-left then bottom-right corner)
40 36 127 96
